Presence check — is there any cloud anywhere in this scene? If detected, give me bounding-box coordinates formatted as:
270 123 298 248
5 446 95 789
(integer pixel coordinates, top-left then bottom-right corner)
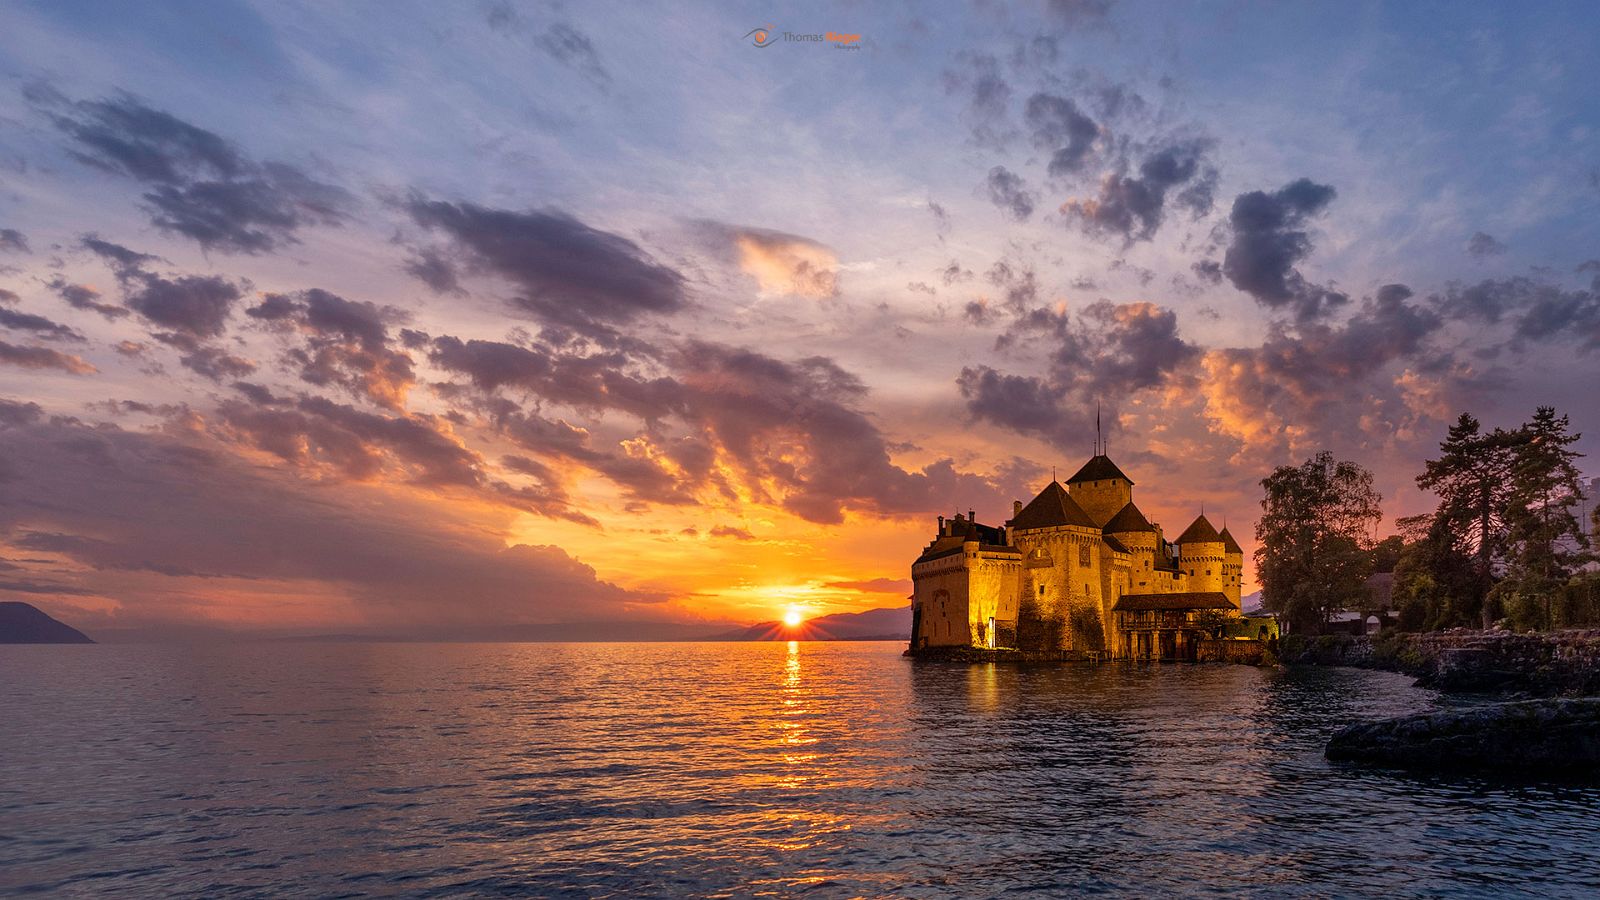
126 273 244 338
407 197 687 339
725 227 841 298
1219 177 1347 321
0 415 645 633
1024 93 1100 176
943 53 1013 148
709 524 755 540
1046 0 1115 28
49 279 128 320
42 93 352 253
0 229 29 254
247 288 415 409
1064 139 1215 242
958 300 1199 444
1466 231 1506 259
0 340 96 374
824 577 913 593
1439 273 1600 351
0 305 84 341
985 166 1036 221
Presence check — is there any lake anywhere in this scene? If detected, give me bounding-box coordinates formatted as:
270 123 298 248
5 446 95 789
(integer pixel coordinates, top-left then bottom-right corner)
3 641 1598 897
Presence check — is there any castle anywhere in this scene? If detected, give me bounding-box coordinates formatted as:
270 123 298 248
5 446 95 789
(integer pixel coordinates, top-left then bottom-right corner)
910 450 1253 660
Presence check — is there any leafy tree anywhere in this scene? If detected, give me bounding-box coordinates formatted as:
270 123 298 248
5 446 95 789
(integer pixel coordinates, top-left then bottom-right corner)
1415 413 1522 626
1389 518 1479 631
1493 407 1592 629
1256 451 1383 635
1368 535 1405 574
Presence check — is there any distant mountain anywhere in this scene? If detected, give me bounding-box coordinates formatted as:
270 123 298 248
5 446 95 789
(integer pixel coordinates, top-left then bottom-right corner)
1241 590 1265 615
0 602 94 644
704 605 911 642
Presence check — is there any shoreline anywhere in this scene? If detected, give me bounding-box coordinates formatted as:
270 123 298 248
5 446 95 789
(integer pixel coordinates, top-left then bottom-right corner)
1283 629 1600 696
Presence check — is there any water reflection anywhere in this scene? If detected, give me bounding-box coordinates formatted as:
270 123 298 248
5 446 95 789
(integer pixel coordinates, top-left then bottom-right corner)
3 643 1599 897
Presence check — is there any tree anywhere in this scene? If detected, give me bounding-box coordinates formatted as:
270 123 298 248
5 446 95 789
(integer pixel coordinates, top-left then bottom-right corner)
1390 517 1478 631
1494 407 1592 629
1256 451 1384 635
1415 413 1522 626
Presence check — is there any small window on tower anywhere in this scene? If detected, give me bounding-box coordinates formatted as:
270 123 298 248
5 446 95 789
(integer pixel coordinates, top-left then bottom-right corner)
1078 544 1090 567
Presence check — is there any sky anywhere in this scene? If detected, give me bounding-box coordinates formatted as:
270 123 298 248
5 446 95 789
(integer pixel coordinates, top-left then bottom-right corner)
0 0 1597 639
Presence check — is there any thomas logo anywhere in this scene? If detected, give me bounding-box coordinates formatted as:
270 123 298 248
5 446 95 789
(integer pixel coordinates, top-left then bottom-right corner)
743 25 776 48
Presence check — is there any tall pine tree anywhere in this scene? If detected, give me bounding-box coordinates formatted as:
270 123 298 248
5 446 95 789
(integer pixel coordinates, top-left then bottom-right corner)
1494 407 1592 629
1414 413 1521 626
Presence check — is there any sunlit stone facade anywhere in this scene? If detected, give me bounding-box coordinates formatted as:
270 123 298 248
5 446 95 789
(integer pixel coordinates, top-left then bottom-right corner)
910 454 1246 660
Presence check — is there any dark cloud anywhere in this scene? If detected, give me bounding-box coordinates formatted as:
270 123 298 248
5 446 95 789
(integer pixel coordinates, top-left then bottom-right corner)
407 197 687 339
1466 231 1506 259
43 94 352 253
404 248 463 294
0 228 29 254
81 235 160 276
960 300 1200 444
1046 0 1114 28
1065 139 1214 242
0 305 84 341
538 22 611 89
0 340 95 374
125 272 244 338
0 289 16 304
0 417 642 633
709 525 755 540
1024 93 1100 177
1439 274 1600 351
248 289 415 408
217 394 482 488
941 261 974 285
49 279 128 320
1219 177 1347 321
0 398 44 427
1191 259 1223 285
159 336 256 381
985 166 1036 221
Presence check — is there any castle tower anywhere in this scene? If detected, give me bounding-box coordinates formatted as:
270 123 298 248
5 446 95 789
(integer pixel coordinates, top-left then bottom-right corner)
1176 514 1227 598
1065 454 1134 528
1102 500 1162 590
1219 526 1244 609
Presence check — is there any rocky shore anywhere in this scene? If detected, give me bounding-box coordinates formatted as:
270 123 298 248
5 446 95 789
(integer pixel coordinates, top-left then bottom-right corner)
1284 628 1600 695
1326 699 1600 773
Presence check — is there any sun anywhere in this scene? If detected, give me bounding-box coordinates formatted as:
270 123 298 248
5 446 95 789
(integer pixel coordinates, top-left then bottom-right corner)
782 607 804 628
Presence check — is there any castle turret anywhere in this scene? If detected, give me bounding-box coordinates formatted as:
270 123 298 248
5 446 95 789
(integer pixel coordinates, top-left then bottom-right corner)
1218 526 1244 609
1176 514 1227 598
1065 454 1134 527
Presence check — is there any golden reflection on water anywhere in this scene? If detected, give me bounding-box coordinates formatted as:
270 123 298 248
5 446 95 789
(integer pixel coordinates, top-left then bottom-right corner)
966 661 1000 714
777 640 818 786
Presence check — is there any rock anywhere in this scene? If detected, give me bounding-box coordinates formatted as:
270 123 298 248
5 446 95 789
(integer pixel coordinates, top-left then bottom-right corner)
1326 699 1600 773
1419 646 1515 691
0 601 94 644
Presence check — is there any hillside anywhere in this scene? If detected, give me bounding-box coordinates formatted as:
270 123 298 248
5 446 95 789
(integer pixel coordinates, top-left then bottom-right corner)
0 602 94 644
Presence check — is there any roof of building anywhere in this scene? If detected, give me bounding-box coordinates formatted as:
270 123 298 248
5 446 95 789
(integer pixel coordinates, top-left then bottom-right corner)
1219 526 1243 554
1102 534 1131 555
1009 481 1097 530
1066 454 1133 485
915 542 1022 564
1111 592 1235 612
1176 514 1223 545
1103 501 1155 535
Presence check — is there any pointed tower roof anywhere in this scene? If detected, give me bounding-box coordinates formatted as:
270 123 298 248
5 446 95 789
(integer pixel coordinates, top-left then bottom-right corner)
1009 481 1097 530
1219 526 1244 554
1066 454 1133 485
1102 501 1155 535
1177 513 1223 545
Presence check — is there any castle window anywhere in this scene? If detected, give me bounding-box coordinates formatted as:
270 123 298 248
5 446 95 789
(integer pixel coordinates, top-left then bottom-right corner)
1078 544 1090 567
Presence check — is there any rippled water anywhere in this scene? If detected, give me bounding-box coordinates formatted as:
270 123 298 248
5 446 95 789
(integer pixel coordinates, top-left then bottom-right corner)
3 642 1598 897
